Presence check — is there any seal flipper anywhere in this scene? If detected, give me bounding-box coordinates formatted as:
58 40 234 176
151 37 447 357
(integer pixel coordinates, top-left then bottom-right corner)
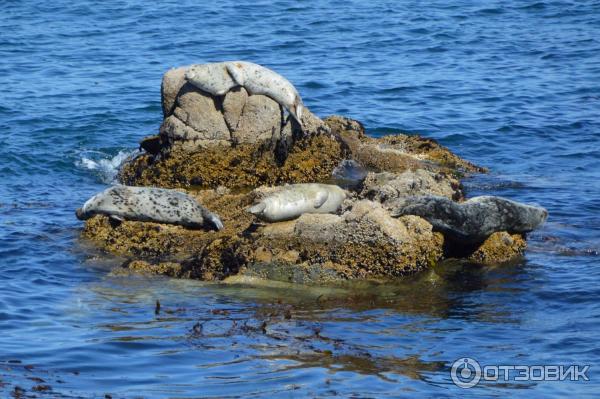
313 192 329 209
108 214 124 228
248 202 267 215
225 63 246 86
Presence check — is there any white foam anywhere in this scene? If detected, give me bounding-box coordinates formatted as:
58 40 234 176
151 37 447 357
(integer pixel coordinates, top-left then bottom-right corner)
77 149 138 183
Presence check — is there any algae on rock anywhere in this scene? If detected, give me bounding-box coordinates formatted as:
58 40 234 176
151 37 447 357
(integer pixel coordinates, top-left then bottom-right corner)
80 66 530 285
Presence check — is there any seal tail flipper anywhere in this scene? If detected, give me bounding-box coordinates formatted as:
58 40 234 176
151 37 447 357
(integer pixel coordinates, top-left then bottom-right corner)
313 191 330 208
247 202 267 215
208 214 224 231
288 103 303 127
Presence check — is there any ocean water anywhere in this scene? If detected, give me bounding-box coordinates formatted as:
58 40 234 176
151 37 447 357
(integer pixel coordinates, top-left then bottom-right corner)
1 0 599 397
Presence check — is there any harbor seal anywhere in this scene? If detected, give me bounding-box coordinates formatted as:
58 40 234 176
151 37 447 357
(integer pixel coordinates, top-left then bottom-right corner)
184 61 304 125
76 186 224 230
248 183 347 222
389 195 547 243
185 62 238 96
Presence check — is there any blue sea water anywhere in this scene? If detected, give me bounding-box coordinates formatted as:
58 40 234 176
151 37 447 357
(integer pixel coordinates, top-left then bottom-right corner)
1 0 599 397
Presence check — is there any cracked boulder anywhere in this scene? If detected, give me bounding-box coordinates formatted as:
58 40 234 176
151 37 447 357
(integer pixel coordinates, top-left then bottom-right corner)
156 65 329 151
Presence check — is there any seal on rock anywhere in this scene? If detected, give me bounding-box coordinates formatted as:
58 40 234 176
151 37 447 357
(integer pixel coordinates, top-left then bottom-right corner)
388 195 548 243
185 63 238 96
185 61 304 125
248 183 347 222
76 186 224 230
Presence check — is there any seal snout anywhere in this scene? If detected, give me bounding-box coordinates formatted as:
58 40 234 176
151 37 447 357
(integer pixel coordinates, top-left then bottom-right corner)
75 208 86 220
208 214 224 231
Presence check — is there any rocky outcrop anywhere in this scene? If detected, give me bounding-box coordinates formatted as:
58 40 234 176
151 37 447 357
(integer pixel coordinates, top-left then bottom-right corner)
79 64 540 285
157 66 330 152
236 200 444 283
359 170 463 203
466 232 527 264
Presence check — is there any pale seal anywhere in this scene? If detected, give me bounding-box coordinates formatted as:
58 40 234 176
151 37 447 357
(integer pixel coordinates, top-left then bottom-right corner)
184 61 304 125
389 195 548 243
185 63 237 96
248 183 347 222
76 186 224 230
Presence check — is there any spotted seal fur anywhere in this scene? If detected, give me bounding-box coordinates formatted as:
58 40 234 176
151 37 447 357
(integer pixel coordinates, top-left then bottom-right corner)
185 61 304 125
76 186 223 230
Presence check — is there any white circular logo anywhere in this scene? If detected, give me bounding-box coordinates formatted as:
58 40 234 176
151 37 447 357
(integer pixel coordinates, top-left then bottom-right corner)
451 357 482 388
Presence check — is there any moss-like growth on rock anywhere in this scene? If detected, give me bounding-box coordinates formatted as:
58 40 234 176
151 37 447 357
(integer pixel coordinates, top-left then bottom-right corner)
324 115 486 176
82 100 525 283
229 201 446 284
467 232 527 264
119 134 346 189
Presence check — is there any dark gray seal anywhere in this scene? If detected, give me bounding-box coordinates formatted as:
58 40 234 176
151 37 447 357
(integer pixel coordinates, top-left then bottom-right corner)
389 195 547 243
76 186 223 230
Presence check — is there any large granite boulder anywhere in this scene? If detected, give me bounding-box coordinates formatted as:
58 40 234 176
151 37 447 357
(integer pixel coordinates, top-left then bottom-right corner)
154 65 330 152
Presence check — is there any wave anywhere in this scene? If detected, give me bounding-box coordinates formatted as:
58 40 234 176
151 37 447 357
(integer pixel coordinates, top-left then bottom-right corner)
76 149 139 184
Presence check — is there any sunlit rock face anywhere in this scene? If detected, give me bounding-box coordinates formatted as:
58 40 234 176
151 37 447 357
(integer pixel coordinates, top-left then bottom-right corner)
80 64 544 284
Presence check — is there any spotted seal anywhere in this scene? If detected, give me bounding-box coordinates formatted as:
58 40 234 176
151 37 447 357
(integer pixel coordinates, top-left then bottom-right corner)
185 62 237 96
185 61 304 125
248 183 347 222
76 186 223 230
389 195 547 243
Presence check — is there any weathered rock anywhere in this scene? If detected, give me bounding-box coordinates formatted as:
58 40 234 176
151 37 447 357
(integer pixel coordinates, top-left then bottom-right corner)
120 133 346 189
79 64 532 285
169 83 230 141
360 169 463 204
237 200 445 282
300 108 331 136
467 232 527 264
153 66 333 153
159 115 230 148
222 86 248 131
233 93 282 143
324 115 366 137
161 66 187 117
124 259 186 277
